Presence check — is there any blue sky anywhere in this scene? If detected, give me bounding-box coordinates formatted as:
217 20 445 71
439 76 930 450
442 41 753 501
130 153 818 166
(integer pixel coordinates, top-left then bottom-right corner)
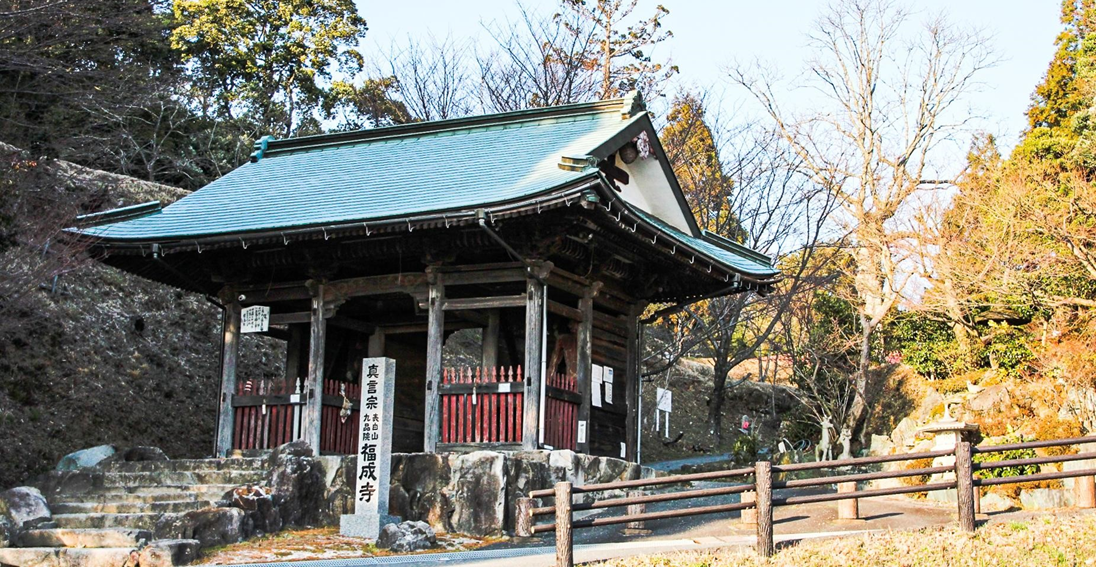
359 1 1061 152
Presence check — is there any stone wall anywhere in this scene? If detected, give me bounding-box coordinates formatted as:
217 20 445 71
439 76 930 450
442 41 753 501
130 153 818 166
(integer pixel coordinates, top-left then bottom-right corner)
322 450 657 537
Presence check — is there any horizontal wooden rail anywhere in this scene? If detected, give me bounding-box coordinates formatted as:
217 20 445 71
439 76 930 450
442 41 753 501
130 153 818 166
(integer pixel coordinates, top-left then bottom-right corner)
531 500 755 534
530 482 755 516
976 467 1096 487
527 467 754 499
974 450 1096 470
776 480 957 506
776 465 953 489
972 435 1096 453
772 448 955 472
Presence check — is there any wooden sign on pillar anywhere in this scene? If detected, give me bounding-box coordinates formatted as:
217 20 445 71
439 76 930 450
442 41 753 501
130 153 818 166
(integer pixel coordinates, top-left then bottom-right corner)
341 357 398 539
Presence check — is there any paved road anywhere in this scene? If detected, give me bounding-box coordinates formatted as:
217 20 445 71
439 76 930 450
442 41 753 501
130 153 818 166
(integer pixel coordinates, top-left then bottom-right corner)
643 453 735 472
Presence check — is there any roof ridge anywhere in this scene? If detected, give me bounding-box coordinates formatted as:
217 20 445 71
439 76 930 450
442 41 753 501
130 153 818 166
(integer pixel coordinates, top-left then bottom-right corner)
262 97 630 159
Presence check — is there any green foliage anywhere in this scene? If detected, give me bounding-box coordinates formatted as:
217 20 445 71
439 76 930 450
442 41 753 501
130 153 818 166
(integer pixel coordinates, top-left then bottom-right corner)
973 443 1039 480
171 0 373 138
885 312 957 380
730 434 758 463
981 322 1035 376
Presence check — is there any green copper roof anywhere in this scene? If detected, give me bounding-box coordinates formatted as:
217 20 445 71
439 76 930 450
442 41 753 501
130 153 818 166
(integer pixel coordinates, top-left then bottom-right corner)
80 102 644 242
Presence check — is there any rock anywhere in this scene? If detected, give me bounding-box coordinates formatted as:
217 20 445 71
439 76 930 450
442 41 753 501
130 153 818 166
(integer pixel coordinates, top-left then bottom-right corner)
917 389 944 421
890 418 918 449
56 445 115 471
970 385 1009 413
376 520 436 552
446 451 505 537
318 455 355 526
1020 488 1073 509
266 443 325 528
0 487 50 529
0 517 10 548
979 493 1014 513
229 485 280 534
118 446 170 462
139 538 201 567
154 507 252 549
869 435 895 456
390 453 453 532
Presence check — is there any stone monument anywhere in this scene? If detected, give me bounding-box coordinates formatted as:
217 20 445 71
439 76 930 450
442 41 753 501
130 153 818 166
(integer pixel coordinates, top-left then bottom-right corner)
340 357 400 538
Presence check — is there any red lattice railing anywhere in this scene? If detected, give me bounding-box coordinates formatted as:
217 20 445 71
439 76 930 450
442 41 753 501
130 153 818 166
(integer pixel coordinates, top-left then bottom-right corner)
441 366 523 444
544 372 578 451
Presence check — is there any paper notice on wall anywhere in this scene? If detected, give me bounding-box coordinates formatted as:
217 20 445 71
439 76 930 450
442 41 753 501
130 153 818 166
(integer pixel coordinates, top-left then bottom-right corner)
591 364 604 408
603 367 613 404
577 420 587 444
620 442 626 459
656 388 672 412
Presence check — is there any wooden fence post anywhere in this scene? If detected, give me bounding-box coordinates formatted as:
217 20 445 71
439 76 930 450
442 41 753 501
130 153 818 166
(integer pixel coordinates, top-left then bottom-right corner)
624 490 651 535
740 491 756 525
755 461 774 558
555 481 574 567
837 481 859 520
515 497 533 537
1076 475 1096 509
955 441 976 533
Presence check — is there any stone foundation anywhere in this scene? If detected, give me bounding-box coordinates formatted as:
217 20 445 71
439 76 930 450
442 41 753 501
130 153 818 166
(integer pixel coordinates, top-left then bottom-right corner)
321 450 657 537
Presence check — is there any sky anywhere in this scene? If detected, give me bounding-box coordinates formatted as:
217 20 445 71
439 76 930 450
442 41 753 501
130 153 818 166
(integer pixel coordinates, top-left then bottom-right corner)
359 1 1062 154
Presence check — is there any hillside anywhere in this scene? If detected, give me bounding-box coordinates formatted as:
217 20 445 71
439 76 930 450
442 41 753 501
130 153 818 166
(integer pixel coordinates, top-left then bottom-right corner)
0 145 281 489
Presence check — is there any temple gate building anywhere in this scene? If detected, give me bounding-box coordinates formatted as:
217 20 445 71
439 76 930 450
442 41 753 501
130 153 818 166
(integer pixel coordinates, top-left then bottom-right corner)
73 93 780 463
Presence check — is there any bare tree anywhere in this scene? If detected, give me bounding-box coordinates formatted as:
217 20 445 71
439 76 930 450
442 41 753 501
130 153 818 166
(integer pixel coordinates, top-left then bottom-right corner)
730 0 994 440
379 35 476 121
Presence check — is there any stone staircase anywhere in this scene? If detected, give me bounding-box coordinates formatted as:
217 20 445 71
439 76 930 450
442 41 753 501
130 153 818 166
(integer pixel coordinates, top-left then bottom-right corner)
0 458 268 567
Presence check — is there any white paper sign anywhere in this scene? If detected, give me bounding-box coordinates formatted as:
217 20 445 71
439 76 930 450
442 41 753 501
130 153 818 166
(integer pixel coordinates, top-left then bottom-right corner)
620 442 626 458
656 388 673 412
604 379 613 404
591 365 604 408
577 420 587 444
240 305 270 333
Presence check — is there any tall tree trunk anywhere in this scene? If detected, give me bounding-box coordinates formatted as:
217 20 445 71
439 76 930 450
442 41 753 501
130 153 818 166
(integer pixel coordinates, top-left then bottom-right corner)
707 355 733 440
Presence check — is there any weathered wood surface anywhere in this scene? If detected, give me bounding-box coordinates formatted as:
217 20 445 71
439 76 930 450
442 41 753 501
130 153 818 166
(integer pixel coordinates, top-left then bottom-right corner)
523 276 545 450
215 300 241 457
302 283 327 454
423 273 445 452
576 290 594 454
555 482 574 567
755 461 774 557
624 309 640 462
956 441 976 533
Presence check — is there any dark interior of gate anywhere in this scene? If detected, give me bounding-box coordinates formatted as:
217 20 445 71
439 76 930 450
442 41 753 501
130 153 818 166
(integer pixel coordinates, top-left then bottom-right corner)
228 260 631 459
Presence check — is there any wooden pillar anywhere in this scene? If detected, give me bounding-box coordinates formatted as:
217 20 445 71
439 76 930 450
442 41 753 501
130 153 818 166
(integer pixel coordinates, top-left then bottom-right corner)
837 482 859 519
755 461 774 558
302 282 327 455
514 496 534 537
624 307 642 462
1076 474 1096 509
214 298 241 457
482 309 500 369
523 276 545 451
575 288 594 454
423 272 445 453
555 481 574 567
955 440 976 533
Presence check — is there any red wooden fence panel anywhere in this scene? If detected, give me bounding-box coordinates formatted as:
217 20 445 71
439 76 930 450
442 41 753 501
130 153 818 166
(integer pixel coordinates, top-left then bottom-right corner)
544 372 578 450
440 366 524 444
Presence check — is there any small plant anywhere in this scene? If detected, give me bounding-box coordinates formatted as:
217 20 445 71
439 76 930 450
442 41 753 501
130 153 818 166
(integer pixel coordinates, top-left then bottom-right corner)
974 435 1038 480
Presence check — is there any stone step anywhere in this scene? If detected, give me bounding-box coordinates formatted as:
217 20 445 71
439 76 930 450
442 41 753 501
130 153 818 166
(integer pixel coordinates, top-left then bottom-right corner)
0 540 198 567
97 458 268 473
15 528 151 549
51 500 212 515
52 513 161 530
100 470 265 487
48 484 238 504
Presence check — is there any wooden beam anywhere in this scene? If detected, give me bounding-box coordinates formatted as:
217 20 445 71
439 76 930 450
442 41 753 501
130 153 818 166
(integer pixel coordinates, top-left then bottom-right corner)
524 276 545 450
328 315 376 334
482 309 500 369
214 301 241 457
548 300 583 321
442 294 526 311
302 282 327 455
576 290 594 454
239 272 428 303
423 272 445 453
437 266 527 286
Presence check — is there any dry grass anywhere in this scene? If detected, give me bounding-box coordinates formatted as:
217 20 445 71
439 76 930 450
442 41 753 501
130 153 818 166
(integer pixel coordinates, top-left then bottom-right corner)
197 527 498 565
590 513 1096 567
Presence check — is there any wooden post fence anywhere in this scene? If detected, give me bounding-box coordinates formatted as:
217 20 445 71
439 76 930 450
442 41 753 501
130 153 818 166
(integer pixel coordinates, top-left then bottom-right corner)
837 482 859 520
955 440 976 533
555 481 573 567
755 461 774 558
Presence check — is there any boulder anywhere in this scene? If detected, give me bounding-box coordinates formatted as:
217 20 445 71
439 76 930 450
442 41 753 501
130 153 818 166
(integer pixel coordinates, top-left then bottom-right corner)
446 451 505 537
266 442 325 527
869 435 895 456
979 493 1014 513
56 445 115 471
139 539 201 567
970 385 1009 413
377 520 436 553
0 517 10 548
118 446 170 462
318 455 355 526
229 485 280 534
391 453 452 532
0 487 50 529
154 507 252 549
1020 488 1073 510
890 418 918 449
